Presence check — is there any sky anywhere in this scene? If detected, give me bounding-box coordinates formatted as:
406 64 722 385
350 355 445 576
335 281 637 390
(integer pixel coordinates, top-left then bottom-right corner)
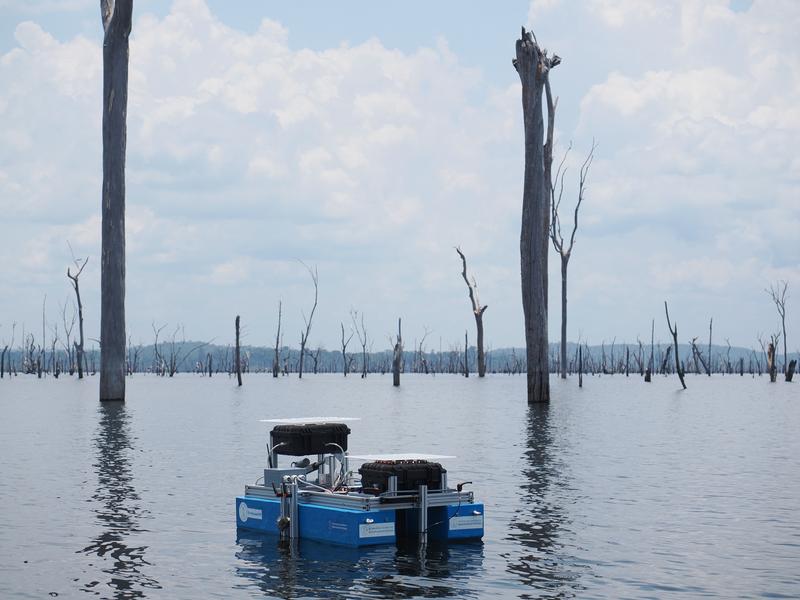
0 0 797 353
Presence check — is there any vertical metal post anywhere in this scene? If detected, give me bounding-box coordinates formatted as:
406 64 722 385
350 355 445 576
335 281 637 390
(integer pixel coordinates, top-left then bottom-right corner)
387 475 398 495
278 483 289 541
441 471 448 491
324 455 336 488
317 454 324 484
269 431 277 468
289 478 299 541
418 484 428 545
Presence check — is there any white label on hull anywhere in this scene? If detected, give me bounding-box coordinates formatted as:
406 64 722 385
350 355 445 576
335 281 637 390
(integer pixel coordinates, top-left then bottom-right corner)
359 522 395 538
449 514 483 531
238 502 263 522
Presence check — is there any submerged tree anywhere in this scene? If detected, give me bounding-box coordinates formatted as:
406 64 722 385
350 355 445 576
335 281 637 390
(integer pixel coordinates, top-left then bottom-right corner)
664 301 686 390
235 315 242 386
513 27 559 403
455 247 488 377
392 318 403 387
549 141 595 379
766 281 788 374
351 309 368 378
297 262 318 379
272 301 282 378
67 254 89 379
340 322 354 377
99 0 132 401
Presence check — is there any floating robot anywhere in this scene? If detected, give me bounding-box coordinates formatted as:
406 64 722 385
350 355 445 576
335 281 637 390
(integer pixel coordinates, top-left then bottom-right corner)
236 418 484 547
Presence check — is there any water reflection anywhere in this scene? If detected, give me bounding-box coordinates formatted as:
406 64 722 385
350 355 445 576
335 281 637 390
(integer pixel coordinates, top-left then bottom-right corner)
79 401 160 598
506 403 585 598
235 532 484 598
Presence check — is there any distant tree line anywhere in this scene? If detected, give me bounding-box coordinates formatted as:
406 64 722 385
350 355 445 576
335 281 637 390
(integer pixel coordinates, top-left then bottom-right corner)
1 336 796 380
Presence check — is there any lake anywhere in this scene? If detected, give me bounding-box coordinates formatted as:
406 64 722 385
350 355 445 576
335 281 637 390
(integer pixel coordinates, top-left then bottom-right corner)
1 374 798 599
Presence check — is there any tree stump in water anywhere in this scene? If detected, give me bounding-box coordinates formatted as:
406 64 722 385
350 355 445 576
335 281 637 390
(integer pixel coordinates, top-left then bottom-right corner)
786 359 796 383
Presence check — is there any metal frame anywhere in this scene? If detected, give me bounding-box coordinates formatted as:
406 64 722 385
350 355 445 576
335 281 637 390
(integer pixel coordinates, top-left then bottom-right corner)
244 483 473 512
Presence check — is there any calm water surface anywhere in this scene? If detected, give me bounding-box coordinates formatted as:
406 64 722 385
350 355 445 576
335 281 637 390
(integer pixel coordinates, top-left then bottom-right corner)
1 374 798 599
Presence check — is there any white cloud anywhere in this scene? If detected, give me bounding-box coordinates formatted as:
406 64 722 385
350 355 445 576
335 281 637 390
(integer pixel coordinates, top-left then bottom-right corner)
0 0 797 350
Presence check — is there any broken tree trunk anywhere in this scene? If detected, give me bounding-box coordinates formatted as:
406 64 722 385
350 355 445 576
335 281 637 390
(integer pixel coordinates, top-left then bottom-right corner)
514 26 559 403
463 330 469 378
99 0 132 401
767 342 777 382
664 301 686 389
786 359 796 382
456 247 488 377
235 315 242 387
392 318 402 387
272 300 281 378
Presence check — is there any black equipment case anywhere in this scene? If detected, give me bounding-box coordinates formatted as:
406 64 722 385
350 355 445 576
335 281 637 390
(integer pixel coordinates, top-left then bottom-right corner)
359 460 446 493
271 423 350 456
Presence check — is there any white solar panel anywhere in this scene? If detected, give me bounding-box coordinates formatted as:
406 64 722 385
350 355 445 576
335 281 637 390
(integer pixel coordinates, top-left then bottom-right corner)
259 416 361 424
347 453 456 461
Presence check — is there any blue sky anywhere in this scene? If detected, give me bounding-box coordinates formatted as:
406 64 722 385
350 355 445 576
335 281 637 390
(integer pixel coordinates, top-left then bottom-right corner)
0 0 797 353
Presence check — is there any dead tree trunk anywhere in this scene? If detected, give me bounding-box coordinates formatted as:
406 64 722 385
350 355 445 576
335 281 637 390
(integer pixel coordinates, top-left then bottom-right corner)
392 318 402 387
272 300 281 378
625 347 629 377
68 257 89 379
514 27 559 403
578 345 583 388
99 0 132 401
767 341 777 383
664 301 686 389
550 141 595 379
1 346 6 378
455 247 488 377
235 315 242 387
351 310 368 378
341 322 354 377
207 352 212 377
786 359 796 382
463 330 469 377
767 281 788 374
691 338 710 376
708 318 713 375
297 263 318 379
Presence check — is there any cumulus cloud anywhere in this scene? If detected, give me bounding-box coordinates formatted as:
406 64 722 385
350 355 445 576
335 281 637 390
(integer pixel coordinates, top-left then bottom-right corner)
0 0 796 350
0 0 522 347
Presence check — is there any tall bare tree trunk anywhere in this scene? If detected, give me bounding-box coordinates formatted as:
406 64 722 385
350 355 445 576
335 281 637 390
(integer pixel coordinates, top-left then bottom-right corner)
297 263 318 379
99 0 132 401
767 281 788 374
68 257 88 379
514 27 559 403
664 301 686 389
455 247 488 377
550 141 594 380
235 315 242 387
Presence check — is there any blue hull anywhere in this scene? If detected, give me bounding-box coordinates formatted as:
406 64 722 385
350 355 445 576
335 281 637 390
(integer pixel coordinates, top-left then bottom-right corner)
236 496 484 547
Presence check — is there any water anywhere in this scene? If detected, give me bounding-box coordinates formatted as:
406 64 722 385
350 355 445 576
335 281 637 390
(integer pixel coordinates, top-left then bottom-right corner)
1 374 798 599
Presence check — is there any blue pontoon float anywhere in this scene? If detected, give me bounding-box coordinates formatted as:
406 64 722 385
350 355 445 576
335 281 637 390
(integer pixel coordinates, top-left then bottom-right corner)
236 418 484 547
